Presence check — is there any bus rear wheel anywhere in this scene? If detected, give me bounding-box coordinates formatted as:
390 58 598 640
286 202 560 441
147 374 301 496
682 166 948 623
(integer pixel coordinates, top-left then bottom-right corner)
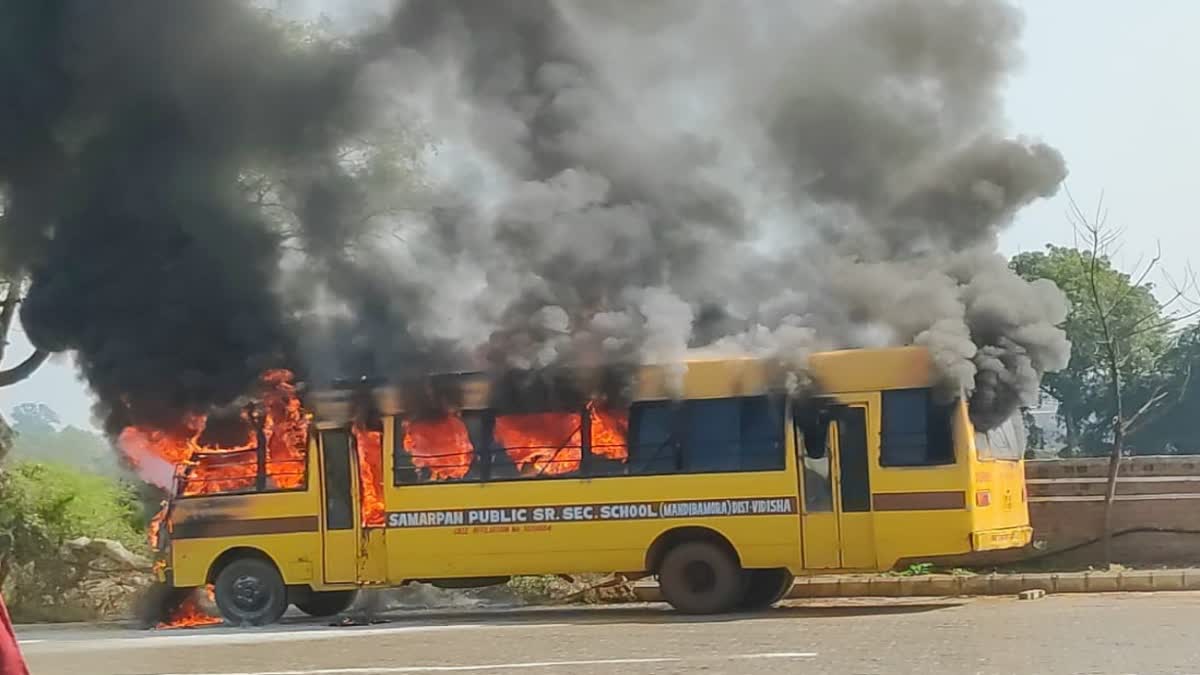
737 568 794 610
213 558 288 626
293 590 359 618
657 540 745 614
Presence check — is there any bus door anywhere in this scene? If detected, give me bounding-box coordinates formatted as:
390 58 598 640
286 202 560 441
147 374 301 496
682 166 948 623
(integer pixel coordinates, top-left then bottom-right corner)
797 399 877 570
318 428 359 584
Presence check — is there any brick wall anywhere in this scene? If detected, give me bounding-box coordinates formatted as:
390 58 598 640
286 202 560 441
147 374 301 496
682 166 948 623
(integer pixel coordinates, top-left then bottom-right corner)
1017 456 1200 566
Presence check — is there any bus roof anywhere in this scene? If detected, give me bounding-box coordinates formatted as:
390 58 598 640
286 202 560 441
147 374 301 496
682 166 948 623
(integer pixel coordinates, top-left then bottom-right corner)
305 346 935 426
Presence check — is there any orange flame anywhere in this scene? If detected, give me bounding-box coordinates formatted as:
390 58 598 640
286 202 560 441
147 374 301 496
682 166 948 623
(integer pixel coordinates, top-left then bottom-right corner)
118 370 310 498
353 424 386 527
402 414 474 481
260 369 309 490
494 412 583 476
157 584 221 629
588 403 629 462
148 502 168 549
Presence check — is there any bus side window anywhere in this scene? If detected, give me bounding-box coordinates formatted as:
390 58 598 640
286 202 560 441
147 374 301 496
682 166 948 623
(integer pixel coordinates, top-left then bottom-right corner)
392 421 419 485
628 401 679 475
684 399 742 472
740 396 786 471
879 388 955 467
587 404 630 476
322 430 355 530
394 415 478 484
459 412 491 481
683 396 786 473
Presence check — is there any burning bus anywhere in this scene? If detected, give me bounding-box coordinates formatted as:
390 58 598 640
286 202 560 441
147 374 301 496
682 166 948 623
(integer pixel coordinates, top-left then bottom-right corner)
141 346 1030 626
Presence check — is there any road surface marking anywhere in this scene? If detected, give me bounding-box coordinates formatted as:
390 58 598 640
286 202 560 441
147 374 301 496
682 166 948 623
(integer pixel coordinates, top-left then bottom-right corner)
152 657 681 674
17 639 44 645
730 652 818 659
152 653 818 675
23 622 568 652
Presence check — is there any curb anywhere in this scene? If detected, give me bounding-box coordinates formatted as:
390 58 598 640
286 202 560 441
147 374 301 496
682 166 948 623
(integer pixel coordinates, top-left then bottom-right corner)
631 569 1200 602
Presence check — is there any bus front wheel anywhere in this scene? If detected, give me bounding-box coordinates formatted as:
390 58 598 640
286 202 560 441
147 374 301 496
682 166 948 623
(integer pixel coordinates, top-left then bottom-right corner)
213 557 288 626
657 540 745 614
293 590 359 618
737 568 794 610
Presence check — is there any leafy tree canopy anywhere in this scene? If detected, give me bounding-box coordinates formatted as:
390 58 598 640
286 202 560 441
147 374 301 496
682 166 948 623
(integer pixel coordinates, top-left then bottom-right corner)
1011 245 1190 454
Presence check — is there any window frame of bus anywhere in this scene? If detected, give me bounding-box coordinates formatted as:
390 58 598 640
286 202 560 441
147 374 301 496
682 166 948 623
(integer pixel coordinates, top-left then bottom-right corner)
393 410 586 484
878 387 956 468
174 442 311 498
392 413 492 484
391 394 787 485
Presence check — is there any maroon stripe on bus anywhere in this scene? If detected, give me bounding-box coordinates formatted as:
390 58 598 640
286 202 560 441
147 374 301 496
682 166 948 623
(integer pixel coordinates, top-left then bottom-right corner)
872 491 966 511
172 515 320 540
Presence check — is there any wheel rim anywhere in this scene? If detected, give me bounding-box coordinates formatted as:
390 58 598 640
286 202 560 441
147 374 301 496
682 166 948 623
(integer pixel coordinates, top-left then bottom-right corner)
682 560 717 594
231 574 271 614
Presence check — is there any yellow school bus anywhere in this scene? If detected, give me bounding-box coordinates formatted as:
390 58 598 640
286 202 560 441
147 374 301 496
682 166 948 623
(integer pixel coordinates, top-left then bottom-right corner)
154 346 1031 625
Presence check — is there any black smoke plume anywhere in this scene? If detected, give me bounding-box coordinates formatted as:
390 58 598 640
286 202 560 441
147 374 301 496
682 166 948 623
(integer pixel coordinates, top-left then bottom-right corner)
0 0 1070 435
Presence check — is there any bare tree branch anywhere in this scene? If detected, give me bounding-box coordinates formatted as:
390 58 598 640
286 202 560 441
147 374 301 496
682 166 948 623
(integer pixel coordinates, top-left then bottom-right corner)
0 349 49 387
1104 242 1160 322
1127 363 1192 437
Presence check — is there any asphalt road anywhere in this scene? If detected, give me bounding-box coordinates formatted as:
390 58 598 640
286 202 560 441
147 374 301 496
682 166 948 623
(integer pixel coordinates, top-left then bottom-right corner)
18 593 1200 675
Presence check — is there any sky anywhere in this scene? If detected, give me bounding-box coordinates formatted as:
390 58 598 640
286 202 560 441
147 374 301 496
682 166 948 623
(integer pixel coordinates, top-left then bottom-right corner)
2 0 1197 432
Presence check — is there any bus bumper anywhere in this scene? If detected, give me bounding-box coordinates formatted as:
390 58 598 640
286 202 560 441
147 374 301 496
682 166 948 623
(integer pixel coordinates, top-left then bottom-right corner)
971 526 1033 552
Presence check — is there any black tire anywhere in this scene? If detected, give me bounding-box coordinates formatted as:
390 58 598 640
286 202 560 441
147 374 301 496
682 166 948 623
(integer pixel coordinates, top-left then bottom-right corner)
737 568 795 611
657 540 745 614
294 590 359 618
213 557 288 627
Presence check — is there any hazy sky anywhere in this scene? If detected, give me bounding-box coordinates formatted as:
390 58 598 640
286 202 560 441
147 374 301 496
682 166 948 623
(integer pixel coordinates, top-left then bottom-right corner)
2 0 1196 431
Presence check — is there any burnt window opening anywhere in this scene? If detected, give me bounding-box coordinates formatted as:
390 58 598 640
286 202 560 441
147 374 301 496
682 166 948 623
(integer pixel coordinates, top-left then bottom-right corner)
975 413 1026 461
176 409 309 498
491 410 584 478
586 403 631 476
880 388 955 467
393 413 479 485
393 404 636 485
390 395 785 485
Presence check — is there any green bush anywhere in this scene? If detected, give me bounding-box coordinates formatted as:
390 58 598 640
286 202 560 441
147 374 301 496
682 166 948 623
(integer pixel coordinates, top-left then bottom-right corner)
0 459 145 604
0 461 143 548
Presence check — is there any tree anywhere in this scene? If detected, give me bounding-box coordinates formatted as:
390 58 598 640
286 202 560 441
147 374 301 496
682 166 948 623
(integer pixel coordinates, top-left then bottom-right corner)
1126 323 1200 453
240 8 432 251
1014 194 1199 564
8 404 122 477
1010 245 1176 455
0 279 51 462
10 403 60 435
1021 408 1046 455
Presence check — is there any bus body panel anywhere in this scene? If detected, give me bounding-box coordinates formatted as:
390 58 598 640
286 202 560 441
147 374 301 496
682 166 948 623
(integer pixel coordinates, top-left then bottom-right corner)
172 533 321 587
383 469 801 581
156 346 1033 600
965 404 1033 549
168 484 323 587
